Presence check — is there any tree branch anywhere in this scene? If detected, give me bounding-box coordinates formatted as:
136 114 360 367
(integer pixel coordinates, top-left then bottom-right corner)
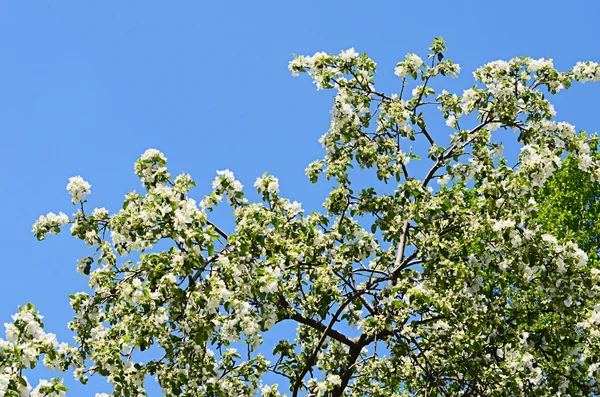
393 221 410 270
287 311 358 348
206 219 228 240
288 292 364 397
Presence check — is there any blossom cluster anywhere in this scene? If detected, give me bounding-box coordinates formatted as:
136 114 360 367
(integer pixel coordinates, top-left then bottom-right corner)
573 61 600 83
32 212 69 241
0 304 75 397
16 38 600 396
66 176 91 204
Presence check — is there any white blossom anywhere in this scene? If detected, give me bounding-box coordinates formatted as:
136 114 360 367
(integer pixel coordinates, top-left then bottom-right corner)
66 176 91 203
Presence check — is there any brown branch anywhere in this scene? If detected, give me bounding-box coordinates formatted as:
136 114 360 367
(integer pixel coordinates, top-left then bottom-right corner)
190 244 230 283
332 268 376 316
289 292 364 397
206 219 228 240
331 333 368 397
422 122 488 188
287 311 358 349
390 122 487 280
420 125 435 146
393 221 410 270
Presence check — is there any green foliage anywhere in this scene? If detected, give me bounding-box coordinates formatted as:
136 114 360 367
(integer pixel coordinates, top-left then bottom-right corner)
537 148 600 257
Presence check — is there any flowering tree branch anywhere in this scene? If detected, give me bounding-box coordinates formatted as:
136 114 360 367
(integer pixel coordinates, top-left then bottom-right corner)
12 38 600 396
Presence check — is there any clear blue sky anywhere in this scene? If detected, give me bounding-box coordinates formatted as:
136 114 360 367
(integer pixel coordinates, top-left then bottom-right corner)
1 1 599 394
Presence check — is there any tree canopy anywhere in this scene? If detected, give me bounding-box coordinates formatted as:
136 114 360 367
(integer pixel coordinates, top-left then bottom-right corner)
536 149 600 256
2 38 600 397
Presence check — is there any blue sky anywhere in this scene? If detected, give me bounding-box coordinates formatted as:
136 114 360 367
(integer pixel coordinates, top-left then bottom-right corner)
1 0 600 394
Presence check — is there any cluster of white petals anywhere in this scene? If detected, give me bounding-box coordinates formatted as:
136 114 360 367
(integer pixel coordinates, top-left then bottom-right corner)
66 176 91 204
0 305 74 397
254 175 279 196
394 53 424 78
573 61 600 83
32 212 69 240
13 38 600 396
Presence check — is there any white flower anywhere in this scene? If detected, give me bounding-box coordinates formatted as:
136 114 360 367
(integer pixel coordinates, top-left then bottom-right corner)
288 55 313 76
261 385 278 395
407 53 423 67
492 219 515 231
92 207 109 218
33 212 70 232
313 380 329 396
260 279 278 294
327 374 342 386
255 176 280 196
541 234 558 246
16 375 31 397
394 65 408 78
527 58 553 72
31 379 66 397
213 169 235 188
140 148 164 161
4 322 18 342
267 180 279 195
564 296 573 307
163 274 177 284
77 257 93 275
573 61 600 83
339 48 358 62
572 247 588 267
488 122 501 131
395 53 423 78
66 176 91 203
446 114 457 128
493 144 504 157
578 153 592 171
